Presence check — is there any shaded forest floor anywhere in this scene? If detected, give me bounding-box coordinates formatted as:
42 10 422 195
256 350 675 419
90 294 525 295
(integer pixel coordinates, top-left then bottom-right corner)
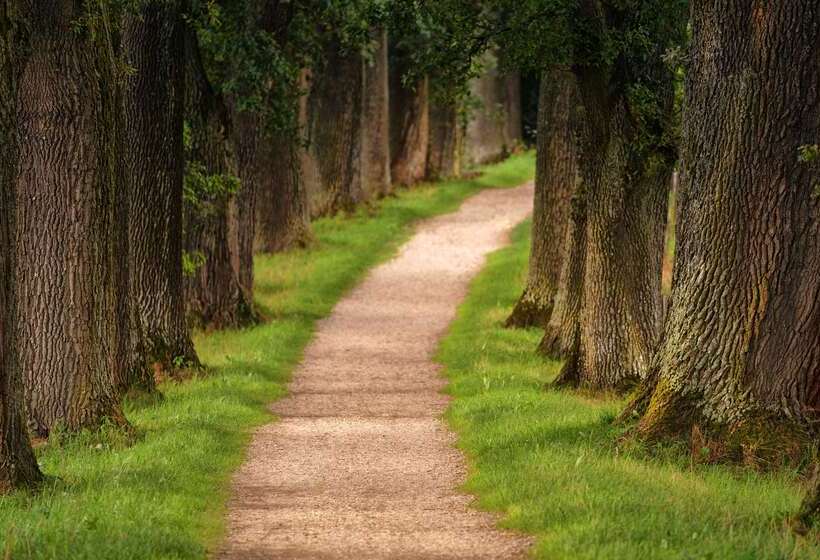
0 153 535 559
437 219 819 560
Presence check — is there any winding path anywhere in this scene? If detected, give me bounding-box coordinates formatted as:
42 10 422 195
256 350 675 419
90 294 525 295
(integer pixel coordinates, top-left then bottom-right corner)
220 182 534 559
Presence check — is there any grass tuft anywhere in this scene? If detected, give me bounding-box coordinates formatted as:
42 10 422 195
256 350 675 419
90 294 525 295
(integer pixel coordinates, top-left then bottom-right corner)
0 153 535 559
437 218 818 560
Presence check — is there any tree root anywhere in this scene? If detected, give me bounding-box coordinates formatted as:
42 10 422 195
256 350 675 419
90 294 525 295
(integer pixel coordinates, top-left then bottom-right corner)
504 293 551 329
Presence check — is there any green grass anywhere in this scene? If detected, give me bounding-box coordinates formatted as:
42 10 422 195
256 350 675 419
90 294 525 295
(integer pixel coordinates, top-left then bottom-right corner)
0 152 535 559
437 219 819 560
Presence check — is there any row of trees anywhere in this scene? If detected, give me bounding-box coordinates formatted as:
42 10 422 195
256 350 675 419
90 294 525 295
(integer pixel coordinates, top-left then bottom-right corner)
427 0 820 467
0 0 522 491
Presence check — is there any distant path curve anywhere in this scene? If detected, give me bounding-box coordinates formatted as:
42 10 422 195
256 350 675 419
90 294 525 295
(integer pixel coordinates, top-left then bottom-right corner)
220 182 534 559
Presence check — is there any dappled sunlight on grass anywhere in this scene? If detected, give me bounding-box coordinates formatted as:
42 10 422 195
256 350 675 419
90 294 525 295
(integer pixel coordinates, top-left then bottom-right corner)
437 219 816 560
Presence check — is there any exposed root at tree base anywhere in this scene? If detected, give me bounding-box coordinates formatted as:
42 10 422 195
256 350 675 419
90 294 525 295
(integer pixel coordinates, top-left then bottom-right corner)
504 294 551 329
537 326 564 359
620 387 814 471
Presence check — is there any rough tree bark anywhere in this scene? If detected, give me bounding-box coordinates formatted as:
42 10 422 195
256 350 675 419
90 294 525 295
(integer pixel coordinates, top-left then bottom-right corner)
14 1 128 436
0 5 42 488
123 1 199 379
627 1 820 448
389 47 430 186
506 69 578 328
254 131 312 253
426 99 462 181
302 43 364 217
229 109 259 299
538 182 588 362
183 31 255 330
552 73 671 391
361 27 392 198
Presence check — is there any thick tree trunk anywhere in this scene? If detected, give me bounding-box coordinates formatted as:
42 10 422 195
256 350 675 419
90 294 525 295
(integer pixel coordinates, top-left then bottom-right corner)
464 53 507 166
123 1 198 379
14 2 127 436
507 69 577 328
503 72 522 150
629 1 820 447
555 81 670 391
229 110 258 299
183 32 255 330
302 44 364 217
254 132 311 253
426 100 462 181
539 183 587 361
389 49 430 186
0 8 42 489
361 27 391 198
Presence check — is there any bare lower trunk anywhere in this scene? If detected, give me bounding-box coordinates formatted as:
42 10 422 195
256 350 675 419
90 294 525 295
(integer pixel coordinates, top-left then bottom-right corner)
0 7 42 488
389 48 430 186
361 27 391 198
229 110 258 299
302 43 364 217
123 1 198 380
183 31 254 330
464 52 507 166
630 1 820 451
254 132 311 253
15 2 127 436
426 100 462 181
507 69 577 328
503 72 522 149
539 184 587 361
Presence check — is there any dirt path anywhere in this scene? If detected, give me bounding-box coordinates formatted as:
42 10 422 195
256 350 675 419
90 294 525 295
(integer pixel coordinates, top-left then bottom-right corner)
220 183 534 560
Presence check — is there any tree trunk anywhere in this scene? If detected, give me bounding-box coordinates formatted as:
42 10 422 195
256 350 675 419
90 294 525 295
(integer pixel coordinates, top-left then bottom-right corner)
183 31 255 330
389 49 430 186
14 2 127 436
426 99 462 181
503 72 522 150
254 131 311 254
539 182 587 361
123 1 198 379
302 44 364 217
506 69 577 328
229 109 258 300
535 60 672 392
629 1 820 448
0 6 42 489
464 53 507 166
361 27 392 198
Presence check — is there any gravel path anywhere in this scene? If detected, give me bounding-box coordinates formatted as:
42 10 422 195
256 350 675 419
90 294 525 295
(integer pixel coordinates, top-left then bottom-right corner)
219 183 534 559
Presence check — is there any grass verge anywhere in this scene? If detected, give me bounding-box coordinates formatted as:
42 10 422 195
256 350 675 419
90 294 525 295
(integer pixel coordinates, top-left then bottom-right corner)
437 219 818 560
0 153 535 559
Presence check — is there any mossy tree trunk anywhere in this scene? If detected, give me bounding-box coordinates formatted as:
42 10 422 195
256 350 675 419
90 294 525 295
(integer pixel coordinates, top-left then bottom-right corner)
361 26 392 198
183 31 255 330
507 69 578 328
0 4 42 488
389 48 430 186
123 0 199 380
13 1 128 436
628 1 820 446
